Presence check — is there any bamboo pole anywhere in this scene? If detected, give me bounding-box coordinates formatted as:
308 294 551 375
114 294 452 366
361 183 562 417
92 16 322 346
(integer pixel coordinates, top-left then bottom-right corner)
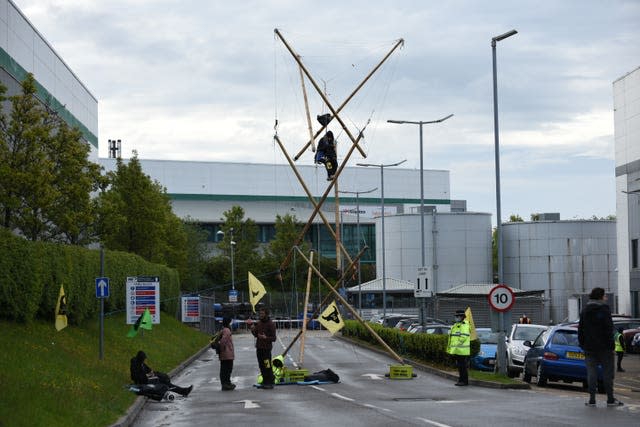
294 246 404 364
298 60 316 152
289 36 405 160
299 251 314 366
281 246 368 357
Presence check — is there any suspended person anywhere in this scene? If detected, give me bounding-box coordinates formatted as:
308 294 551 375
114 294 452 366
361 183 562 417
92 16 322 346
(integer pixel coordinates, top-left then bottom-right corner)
218 317 236 391
447 309 470 386
250 307 277 389
315 130 338 181
130 350 193 396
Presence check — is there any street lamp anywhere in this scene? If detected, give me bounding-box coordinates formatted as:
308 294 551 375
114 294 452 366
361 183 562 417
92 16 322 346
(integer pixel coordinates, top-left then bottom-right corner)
492 28 517 376
492 29 517 286
216 228 236 290
387 114 453 323
357 160 406 320
339 186 377 316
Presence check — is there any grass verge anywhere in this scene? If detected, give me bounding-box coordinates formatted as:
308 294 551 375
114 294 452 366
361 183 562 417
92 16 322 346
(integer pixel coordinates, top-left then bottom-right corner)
0 313 209 427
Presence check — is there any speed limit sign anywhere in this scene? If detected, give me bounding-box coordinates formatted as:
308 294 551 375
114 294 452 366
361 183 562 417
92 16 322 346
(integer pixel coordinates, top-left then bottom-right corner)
488 284 515 312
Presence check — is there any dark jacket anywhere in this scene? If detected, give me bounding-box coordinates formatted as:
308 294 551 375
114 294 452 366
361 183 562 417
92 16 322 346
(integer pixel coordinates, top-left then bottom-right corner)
252 317 276 350
578 299 614 352
130 352 153 384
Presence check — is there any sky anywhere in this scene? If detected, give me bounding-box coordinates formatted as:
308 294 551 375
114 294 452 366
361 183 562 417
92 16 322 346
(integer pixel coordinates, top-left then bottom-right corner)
13 0 640 224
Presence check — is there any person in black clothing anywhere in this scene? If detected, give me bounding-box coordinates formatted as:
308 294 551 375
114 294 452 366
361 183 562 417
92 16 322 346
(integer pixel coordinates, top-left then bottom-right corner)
315 131 338 181
250 307 277 389
578 288 623 407
130 350 193 396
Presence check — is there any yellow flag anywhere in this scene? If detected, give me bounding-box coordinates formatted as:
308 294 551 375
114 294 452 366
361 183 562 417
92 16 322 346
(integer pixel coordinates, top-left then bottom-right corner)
55 285 68 331
319 301 344 334
465 306 477 341
248 272 267 312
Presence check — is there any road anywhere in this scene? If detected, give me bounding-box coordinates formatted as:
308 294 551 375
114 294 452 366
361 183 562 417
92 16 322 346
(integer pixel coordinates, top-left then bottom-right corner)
133 330 639 427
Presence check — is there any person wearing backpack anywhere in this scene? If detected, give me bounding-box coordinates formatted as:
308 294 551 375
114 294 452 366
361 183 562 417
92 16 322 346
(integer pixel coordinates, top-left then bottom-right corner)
218 317 236 391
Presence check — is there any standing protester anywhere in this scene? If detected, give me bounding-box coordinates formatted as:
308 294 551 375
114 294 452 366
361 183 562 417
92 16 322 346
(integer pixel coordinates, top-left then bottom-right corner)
578 287 623 407
250 307 277 389
130 350 193 396
218 317 236 391
447 309 470 386
614 327 625 373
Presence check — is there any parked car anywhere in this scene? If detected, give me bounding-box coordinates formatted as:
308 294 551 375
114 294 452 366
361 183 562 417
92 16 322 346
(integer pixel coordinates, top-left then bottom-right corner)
395 317 419 331
471 328 499 371
382 314 417 328
612 318 640 353
522 325 604 391
412 324 451 335
505 323 548 377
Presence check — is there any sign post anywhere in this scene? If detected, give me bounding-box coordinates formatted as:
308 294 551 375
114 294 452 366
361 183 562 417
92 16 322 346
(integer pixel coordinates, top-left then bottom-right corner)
488 284 514 375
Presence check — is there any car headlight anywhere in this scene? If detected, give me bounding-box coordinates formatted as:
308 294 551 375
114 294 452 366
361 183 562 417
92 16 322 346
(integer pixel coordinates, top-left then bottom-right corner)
514 347 528 356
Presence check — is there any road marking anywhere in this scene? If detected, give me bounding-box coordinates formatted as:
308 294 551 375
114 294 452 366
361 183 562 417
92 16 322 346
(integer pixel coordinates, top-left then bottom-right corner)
234 400 260 409
311 385 326 391
331 393 354 402
362 373 385 380
416 417 452 427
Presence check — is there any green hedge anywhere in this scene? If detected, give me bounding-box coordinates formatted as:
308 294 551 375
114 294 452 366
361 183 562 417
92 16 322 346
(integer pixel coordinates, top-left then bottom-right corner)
0 229 180 324
342 320 480 366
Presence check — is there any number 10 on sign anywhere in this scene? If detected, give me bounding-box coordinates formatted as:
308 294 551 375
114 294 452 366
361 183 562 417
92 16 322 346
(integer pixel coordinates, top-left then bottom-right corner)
488 284 515 312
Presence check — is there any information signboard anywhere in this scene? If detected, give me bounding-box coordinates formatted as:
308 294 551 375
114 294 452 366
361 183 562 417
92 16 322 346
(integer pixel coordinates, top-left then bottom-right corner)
126 276 160 324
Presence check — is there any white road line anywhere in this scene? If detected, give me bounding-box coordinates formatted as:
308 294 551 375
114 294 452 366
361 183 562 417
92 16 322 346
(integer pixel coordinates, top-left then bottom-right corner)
416 417 453 427
331 393 354 402
311 385 326 391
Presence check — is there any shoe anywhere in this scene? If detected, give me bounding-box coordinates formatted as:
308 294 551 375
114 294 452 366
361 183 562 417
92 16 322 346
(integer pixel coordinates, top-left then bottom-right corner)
326 176 334 181
607 399 624 407
454 382 468 386
585 400 596 407
617 368 625 372
261 384 274 389
183 385 193 396
221 384 235 391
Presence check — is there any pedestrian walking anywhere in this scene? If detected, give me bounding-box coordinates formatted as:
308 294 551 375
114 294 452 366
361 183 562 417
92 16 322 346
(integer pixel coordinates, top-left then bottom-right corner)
250 307 277 389
218 317 236 391
447 309 470 386
578 287 623 407
615 327 625 373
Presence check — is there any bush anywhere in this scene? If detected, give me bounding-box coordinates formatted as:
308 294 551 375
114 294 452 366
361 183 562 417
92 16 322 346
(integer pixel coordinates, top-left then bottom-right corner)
0 229 180 324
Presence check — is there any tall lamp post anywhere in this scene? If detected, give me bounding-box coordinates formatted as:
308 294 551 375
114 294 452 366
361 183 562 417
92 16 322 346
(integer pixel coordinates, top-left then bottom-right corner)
492 29 517 286
339 186 378 316
388 114 453 324
217 228 236 291
357 160 406 321
492 29 517 376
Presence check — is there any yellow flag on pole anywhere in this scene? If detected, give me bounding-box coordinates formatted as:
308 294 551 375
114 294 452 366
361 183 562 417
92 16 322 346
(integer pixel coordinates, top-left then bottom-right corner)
465 306 477 341
55 285 68 331
248 272 267 312
319 301 344 334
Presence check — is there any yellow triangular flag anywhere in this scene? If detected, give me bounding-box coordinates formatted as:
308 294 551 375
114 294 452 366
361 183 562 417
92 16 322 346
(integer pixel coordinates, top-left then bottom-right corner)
465 306 477 341
55 285 68 331
318 301 344 335
248 272 266 312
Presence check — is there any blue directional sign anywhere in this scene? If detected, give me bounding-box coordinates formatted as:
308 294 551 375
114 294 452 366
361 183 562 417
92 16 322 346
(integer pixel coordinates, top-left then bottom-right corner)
96 277 110 298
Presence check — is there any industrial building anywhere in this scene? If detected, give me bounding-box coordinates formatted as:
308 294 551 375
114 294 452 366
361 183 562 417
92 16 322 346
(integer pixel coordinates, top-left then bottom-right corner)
0 0 98 160
614 65 640 317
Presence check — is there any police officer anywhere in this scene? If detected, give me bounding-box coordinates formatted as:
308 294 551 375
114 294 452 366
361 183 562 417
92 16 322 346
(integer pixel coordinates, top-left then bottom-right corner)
447 309 471 386
615 327 625 372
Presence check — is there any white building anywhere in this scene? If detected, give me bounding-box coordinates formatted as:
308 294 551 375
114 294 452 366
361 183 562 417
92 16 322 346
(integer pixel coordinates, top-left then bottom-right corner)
614 66 640 317
0 0 98 159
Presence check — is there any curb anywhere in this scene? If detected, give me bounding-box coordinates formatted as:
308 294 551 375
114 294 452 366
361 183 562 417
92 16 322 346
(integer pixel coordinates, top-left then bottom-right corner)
337 334 530 390
110 344 212 427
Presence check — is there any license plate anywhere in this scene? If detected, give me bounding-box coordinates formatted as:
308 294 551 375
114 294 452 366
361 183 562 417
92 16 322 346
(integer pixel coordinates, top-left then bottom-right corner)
566 351 585 360
488 360 495 365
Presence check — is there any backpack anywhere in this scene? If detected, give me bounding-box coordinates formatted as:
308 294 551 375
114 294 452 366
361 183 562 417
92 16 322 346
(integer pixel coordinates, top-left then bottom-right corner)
210 332 222 354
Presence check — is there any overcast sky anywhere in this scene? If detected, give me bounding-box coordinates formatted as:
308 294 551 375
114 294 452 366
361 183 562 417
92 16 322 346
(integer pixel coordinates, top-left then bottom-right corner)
13 0 640 223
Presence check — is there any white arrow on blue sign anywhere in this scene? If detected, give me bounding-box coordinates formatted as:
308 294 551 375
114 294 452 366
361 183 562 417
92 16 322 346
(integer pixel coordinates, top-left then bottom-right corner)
96 277 110 298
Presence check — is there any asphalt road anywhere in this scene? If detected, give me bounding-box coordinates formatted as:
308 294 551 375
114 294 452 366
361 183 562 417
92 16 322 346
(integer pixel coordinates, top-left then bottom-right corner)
132 330 639 427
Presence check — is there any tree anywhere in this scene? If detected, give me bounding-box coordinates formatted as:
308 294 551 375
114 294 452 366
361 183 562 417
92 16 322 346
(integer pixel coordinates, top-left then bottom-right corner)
179 219 210 292
96 153 187 267
509 214 523 222
0 74 102 243
264 213 311 291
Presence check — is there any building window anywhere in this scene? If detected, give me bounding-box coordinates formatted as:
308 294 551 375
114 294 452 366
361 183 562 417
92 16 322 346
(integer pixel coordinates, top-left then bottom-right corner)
632 239 638 269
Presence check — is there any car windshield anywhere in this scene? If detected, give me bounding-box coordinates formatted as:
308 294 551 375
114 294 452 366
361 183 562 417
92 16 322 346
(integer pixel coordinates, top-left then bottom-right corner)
551 330 579 346
514 326 546 341
477 330 500 344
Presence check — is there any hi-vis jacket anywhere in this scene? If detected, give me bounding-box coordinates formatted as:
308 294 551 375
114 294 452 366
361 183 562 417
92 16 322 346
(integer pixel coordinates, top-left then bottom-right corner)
614 331 624 353
447 320 471 356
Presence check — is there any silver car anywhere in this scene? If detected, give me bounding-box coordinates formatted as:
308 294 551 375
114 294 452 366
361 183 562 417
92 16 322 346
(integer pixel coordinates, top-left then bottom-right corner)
506 323 547 377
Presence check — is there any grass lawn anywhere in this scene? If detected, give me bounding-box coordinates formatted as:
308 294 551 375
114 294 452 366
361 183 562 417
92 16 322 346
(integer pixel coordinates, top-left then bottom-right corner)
0 313 209 427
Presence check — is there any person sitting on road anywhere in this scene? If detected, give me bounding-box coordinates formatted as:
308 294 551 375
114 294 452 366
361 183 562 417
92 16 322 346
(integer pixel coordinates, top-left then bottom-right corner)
130 350 193 396
257 354 285 385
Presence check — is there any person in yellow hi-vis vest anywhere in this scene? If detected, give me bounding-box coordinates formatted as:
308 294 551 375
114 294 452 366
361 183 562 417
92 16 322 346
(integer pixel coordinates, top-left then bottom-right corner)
447 309 471 386
257 354 285 385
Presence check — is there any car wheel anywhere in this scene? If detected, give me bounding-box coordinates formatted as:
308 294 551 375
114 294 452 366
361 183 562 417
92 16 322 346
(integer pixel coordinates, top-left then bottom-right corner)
523 369 532 383
536 364 547 387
